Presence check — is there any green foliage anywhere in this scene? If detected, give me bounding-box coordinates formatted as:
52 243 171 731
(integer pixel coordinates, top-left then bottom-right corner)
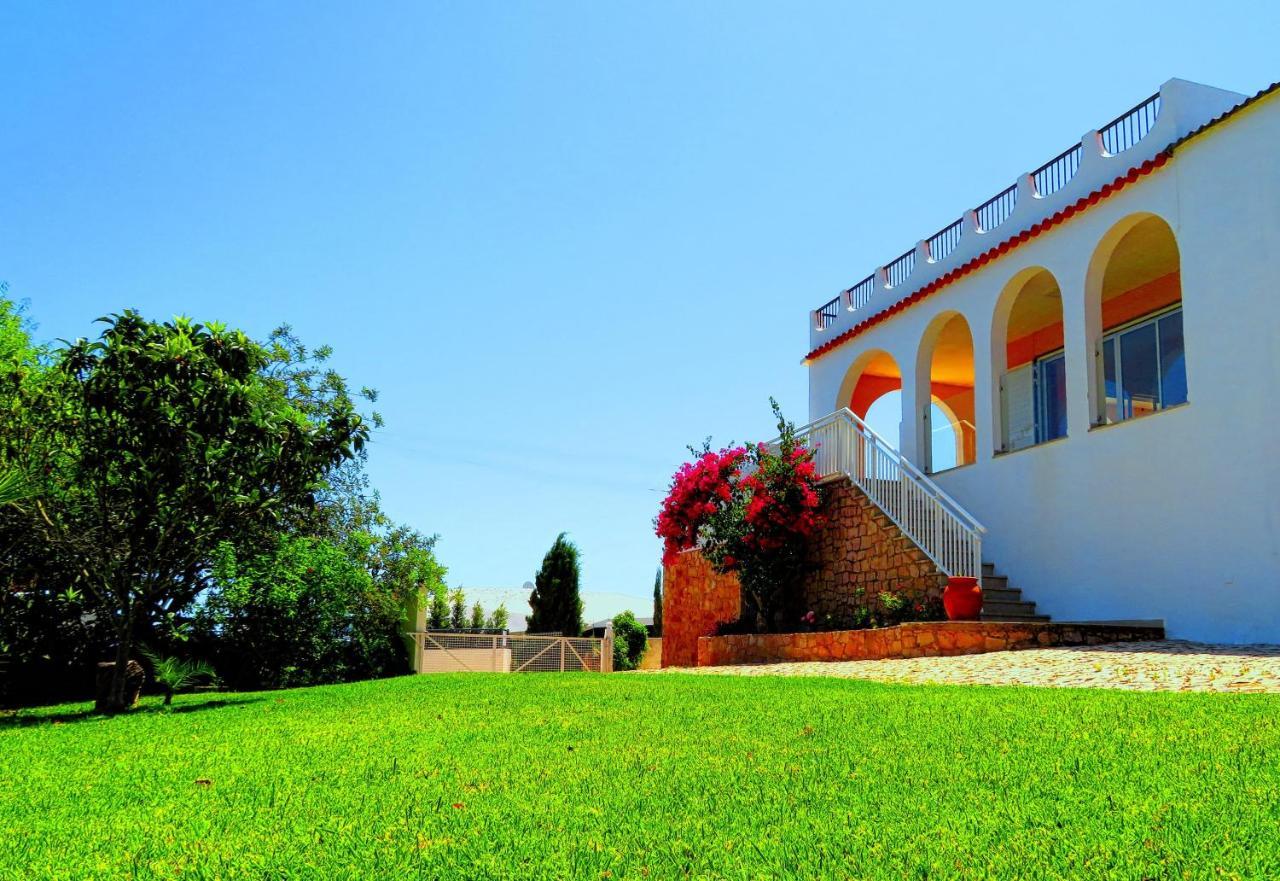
610 610 648 671
4 676 1280 879
469 602 486 631
526 533 584 636
140 648 216 706
2 312 367 710
652 567 663 637
449 590 467 630
0 468 30 507
487 603 509 631
195 535 408 690
427 583 450 629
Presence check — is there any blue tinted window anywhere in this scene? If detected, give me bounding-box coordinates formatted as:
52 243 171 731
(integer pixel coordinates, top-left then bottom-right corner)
1119 322 1159 419
1158 311 1187 407
1037 354 1067 442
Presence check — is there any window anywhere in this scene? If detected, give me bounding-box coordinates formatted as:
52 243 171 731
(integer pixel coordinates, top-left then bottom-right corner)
1101 308 1187 423
1035 353 1068 444
1000 351 1067 452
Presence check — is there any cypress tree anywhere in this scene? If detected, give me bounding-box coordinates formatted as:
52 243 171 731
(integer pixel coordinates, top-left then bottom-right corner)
652 567 663 637
526 533 585 636
449 589 467 630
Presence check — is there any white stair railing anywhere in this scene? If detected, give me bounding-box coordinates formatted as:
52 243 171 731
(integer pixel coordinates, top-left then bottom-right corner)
785 408 986 578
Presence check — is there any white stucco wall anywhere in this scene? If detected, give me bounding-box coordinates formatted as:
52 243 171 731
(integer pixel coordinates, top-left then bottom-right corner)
805 87 1280 643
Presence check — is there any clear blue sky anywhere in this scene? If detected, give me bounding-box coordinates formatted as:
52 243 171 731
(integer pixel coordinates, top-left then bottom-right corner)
2 2 1274 621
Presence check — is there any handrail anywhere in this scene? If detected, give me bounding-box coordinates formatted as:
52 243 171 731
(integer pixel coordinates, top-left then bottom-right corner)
781 408 985 577
1031 143 1082 197
1100 92 1161 155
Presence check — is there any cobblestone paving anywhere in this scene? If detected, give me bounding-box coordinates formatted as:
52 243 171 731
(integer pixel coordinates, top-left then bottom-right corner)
647 641 1280 692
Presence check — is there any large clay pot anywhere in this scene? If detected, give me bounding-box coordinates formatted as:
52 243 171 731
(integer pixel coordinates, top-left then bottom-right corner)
943 576 982 621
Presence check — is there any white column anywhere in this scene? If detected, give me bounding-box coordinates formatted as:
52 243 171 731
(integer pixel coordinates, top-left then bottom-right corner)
1056 259 1095 438
969 313 995 464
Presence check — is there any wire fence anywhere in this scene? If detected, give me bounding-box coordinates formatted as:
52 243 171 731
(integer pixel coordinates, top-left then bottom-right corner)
407 632 612 673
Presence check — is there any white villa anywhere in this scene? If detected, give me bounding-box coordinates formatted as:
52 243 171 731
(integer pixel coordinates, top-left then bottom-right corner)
799 77 1280 644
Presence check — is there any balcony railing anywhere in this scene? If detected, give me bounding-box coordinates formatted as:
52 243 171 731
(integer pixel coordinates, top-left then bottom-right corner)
814 88 1170 331
885 249 916 288
975 183 1018 233
1100 93 1161 155
927 218 964 262
815 296 841 330
848 273 875 311
1032 143 1082 197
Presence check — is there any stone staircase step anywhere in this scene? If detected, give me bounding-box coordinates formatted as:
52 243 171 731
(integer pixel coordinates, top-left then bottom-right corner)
982 599 1040 617
982 574 1010 591
982 562 996 578
982 587 1023 603
981 613 1052 622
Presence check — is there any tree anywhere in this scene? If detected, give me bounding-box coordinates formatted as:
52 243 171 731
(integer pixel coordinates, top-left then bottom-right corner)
449 589 467 630
11 313 367 711
526 533 584 636
487 603 509 631
427 583 450 629
469 602 486 630
652 567 663 637
611 610 648 671
196 535 407 689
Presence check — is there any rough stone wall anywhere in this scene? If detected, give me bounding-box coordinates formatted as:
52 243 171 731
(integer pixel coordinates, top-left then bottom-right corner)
803 478 948 627
661 552 739 668
697 621 1166 666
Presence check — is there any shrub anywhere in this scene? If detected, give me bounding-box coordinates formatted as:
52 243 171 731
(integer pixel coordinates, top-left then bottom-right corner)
655 400 824 633
196 536 409 690
611 611 648 671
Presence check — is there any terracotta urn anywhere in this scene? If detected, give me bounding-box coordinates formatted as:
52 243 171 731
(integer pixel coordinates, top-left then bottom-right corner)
943 576 982 621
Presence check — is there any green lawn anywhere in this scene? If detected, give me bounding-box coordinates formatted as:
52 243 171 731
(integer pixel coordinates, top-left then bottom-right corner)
3 673 1279 880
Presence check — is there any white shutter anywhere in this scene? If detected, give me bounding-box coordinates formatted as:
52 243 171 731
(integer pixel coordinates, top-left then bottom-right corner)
1001 364 1035 452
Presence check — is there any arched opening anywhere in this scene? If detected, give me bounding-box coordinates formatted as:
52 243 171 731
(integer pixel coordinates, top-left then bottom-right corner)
1087 214 1186 424
920 313 976 472
863 389 955 457
993 267 1067 452
838 349 902 422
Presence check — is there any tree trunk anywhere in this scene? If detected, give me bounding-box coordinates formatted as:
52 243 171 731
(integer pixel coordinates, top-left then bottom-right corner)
97 608 139 714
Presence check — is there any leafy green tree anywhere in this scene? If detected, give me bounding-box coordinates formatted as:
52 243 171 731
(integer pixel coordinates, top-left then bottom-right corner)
197 535 406 689
652 567 663 637
526 533 584 636
610 610 648 671
449 589 467 630
487 603 509 631
469 602 486 630
11 312 366 711
427 583 450 629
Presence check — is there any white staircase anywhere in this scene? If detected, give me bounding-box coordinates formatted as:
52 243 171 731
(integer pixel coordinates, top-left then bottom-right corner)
788 408 986 578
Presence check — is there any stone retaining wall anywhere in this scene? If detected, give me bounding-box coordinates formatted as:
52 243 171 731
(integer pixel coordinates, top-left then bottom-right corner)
697 621 1166 667
660 552 740 668
803 479 947 626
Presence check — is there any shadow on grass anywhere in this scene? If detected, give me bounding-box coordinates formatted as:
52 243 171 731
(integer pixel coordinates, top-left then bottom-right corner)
0 696 264 728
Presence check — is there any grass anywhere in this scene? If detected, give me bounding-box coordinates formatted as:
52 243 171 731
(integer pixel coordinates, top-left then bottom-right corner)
3 674 1279 880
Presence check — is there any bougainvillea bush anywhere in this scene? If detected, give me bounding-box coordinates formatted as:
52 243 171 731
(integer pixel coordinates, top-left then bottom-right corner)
655 400 823 632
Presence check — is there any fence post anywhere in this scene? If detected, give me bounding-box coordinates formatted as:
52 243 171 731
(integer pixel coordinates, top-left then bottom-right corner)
559 639 566 672
602 623 614 674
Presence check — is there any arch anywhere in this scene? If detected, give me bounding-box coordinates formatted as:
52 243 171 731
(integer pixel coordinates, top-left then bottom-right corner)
1085 213 1185 424
990 266 1067 452
916 311 976 472
835 348 903 420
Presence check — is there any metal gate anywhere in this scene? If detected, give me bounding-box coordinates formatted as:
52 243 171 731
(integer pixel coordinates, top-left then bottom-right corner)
407 632 612 673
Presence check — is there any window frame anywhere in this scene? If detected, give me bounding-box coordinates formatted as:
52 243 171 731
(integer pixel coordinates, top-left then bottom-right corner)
1097 304 1186 425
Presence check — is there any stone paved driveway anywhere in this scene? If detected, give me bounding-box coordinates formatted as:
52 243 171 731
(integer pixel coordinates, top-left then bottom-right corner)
647 641 1280 692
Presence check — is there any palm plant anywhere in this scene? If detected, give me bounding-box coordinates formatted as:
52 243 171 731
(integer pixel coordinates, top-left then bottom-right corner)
0 468 30 507
141 648 218 706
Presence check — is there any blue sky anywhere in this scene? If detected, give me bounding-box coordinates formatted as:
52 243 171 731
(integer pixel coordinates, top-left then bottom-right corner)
2 2 1274 623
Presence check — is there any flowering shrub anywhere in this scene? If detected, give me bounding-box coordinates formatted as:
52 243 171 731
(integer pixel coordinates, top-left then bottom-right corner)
655 400 824 632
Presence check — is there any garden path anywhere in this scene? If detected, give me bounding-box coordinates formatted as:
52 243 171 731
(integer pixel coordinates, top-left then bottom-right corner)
647 641 1280 692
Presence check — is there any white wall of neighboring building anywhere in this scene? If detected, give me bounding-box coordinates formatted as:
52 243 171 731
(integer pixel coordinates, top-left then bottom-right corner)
806 84 1280 643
